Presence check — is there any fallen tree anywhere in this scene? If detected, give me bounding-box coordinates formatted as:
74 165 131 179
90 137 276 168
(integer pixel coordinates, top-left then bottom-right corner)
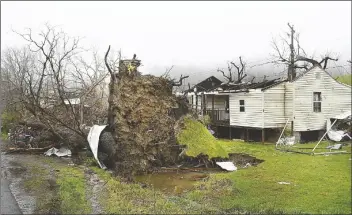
102 49 190 178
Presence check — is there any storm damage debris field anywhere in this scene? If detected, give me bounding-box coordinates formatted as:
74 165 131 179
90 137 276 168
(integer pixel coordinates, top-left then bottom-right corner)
2 138 351 214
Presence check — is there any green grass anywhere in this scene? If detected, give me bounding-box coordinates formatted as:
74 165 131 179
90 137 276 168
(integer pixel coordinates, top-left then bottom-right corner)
336 74 351 85
89 120 351 214
187 140 352 214
56 166 91 214
22 157 91 214
177 116 228 158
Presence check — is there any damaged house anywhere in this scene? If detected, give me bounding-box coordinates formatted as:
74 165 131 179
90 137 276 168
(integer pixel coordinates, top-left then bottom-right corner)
186 66 351 143
185 76 229 123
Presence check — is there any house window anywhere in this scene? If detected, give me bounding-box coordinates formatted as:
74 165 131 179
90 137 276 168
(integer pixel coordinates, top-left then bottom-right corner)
239 100 245 112
313 92 322 112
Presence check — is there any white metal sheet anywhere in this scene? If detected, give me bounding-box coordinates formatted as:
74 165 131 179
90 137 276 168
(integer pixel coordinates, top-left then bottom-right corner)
216 162 237 171
87 125 107 169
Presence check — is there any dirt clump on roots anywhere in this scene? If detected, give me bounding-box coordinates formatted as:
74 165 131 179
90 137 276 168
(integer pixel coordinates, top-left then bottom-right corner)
109 61 184 178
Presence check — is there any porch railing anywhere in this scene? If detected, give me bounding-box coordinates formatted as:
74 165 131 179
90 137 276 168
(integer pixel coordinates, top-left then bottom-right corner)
206 109 229 122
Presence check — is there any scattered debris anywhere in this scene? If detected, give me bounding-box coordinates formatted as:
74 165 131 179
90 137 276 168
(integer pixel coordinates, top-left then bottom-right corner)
243 163 252 168
277 136 295 146
326 117 352 142
216 162 237 171
313 111 351 152
278 182 291 185
326 144 343 150
44 147 72 157
87 125 107 169
5 145 54 154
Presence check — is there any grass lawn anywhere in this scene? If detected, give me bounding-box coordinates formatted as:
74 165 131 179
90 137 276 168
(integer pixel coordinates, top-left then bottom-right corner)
91 117 351 214
210 140 351 214
92 138 351 214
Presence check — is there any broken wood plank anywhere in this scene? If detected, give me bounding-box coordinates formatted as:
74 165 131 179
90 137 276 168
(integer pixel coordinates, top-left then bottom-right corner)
5 145 54 154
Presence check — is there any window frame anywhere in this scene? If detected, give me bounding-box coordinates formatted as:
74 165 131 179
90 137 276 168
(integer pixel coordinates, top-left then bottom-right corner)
239 100 245 112
313 92 322 113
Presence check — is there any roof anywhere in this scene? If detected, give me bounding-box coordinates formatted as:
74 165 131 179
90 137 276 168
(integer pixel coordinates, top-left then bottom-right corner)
291 65 351 88
186 76 223 93
207 78 285 93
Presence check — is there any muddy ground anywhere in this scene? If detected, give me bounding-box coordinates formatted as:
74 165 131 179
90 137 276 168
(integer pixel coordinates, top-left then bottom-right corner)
1 144 106 214
1 138 264 214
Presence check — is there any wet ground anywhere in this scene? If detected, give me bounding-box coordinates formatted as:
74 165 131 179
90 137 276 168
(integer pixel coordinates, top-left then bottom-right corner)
1 138 264 213
0 139 106 214
135 171 210 194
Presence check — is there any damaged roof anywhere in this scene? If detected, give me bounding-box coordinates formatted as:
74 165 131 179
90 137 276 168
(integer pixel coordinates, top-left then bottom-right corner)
208 78 287 93
186 76 223 93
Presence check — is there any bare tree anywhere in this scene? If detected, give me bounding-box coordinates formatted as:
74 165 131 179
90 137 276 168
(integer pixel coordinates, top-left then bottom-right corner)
271 23 339 76
1 24 111 147
218 56 247 83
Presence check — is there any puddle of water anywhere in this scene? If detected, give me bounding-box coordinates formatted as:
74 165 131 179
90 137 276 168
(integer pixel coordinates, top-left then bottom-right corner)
1 152 36 214
135 170 212 194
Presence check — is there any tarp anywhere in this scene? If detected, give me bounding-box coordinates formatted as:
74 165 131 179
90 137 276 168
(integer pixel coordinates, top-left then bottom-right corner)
216 162 237 171
87 125 107 169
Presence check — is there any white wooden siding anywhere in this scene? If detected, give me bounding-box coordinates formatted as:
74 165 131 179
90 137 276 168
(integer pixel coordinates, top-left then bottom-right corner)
263 84 286 128
229 90 263 128
293 67 351 131
283 82 293 119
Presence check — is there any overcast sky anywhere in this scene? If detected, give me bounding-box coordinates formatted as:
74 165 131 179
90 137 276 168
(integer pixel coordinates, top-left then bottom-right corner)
1 1 351 83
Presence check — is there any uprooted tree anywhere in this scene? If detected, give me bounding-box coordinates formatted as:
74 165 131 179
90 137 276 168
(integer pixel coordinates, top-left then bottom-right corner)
103 46 190 178
271 23 339 79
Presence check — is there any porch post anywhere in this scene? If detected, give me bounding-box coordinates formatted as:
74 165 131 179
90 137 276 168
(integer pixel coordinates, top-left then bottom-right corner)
229 127 232 140
212 94 215 121
246 129 249 142
262 129 265 143
202 93 206 116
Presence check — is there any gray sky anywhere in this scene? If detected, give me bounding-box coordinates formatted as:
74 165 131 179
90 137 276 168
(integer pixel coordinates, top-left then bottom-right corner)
1 1 351 83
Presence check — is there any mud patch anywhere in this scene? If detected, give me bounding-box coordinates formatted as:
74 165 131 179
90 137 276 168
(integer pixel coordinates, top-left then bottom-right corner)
135 171 209 194
1 153 36 214
84 167 105 214
227 153 264 168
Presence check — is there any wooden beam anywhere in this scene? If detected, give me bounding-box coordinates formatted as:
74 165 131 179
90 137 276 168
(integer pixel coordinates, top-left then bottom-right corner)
262 129 265 143
246 129 249 142
203 93 207 115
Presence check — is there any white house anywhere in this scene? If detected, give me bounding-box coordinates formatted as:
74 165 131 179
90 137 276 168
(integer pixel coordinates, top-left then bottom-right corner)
190 66 351 143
